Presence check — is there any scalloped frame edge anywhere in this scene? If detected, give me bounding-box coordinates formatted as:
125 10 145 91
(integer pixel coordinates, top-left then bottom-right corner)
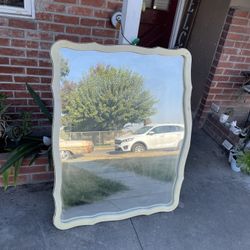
51 41 192 230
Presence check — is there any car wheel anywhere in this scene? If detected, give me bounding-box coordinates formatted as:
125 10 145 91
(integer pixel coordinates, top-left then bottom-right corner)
132 143 146 152
60 150 72 160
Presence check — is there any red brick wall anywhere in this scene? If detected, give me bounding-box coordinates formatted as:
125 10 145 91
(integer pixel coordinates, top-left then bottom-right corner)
197 8 250 126
0 154 53 185
0 0 122 186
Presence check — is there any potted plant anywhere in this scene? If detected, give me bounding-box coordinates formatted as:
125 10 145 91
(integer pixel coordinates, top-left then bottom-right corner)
0 83 53 190
237 151 250 174
219 107 234 124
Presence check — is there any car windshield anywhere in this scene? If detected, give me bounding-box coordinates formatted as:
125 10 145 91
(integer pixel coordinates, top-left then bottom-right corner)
133 126 153 135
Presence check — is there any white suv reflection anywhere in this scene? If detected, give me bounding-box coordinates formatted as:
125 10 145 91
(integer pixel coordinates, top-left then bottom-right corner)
115 124 184 152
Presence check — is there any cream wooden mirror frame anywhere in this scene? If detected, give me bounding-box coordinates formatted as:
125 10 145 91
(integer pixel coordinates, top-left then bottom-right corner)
51 41 192 230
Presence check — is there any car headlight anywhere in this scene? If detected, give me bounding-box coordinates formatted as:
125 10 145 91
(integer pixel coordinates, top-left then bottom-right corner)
122 138 134 143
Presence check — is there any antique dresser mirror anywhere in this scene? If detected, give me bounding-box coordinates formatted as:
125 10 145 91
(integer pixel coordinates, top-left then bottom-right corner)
51 41 192 229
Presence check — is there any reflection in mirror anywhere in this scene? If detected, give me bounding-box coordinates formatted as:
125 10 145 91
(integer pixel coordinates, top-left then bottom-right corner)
52 42 192 229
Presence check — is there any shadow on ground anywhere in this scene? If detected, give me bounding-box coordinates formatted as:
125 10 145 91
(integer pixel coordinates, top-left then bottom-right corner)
1 127 250 250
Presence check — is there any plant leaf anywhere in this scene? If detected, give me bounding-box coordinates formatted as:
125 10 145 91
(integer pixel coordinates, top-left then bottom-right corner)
2 169 10 191
0 142 41 174
13 157 23 187
0 104 11 116
29 153 39 166
26 83 52 124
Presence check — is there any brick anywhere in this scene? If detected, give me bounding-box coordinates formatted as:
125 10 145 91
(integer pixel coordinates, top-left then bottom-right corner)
28 84 51 91
230 26 250 34
0 58 9 65
19 166 47 174
0 38 9 46
209 88 223 94
41 92 53 98
234 10 249 18
214 94 231 101
0 17 8 26
32 172 54 181
241 49 250 56
229 76 245 82
0 48 25 56
39 23 64 33
80 37 103 43
67 6 93 16
94 10 113 18
233 63 250 70
55 34 79 42
223 89 235 94
231 18 248 25
222 47 240 55
14 91 30 98
80 18 105 27
44 3 66 12
26 31 53 41
40 42 53 50
210 67 224 75
92 28 116 37
11 58 37 67
217 61 234 68
4 175 29 185
11 40 39 49
16 106 40 113
213 76 229 81
9 19 36 30
41 77 52 84
55 0 76 3
229 55 245 62
81 0 106 7
103 39 117 45
14 76 40 83
0 66 24 74
0 75 12 82
0 28 24 38
1 84 25 90
223 40 234 47
27 68 52 76
39 60 52 68
7 99 27 105
35 13 53 21
223 69 241 75
107 1 123 10
66 26 91 35
216 82 233 88
26 50 50 59
227 33 248 41
54 15 79 25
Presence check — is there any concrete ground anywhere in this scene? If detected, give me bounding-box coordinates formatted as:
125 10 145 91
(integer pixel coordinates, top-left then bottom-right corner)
1 128 250 250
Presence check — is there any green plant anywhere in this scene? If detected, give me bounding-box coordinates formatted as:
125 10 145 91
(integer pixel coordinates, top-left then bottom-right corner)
237 151 250 174
0 83 53 190
0 94 10 142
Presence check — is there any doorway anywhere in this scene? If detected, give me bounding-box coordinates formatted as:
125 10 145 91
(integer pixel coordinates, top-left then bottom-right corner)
138 0 179 48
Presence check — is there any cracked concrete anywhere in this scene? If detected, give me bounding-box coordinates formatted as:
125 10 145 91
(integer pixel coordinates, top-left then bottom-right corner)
1 127 250 250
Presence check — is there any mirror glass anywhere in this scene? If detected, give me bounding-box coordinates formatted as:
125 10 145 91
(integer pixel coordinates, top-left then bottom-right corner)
52 42 192 229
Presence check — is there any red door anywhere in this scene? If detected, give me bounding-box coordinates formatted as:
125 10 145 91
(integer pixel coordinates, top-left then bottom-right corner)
138 0 178 48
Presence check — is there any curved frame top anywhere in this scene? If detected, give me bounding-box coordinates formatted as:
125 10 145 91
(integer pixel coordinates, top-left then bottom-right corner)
51 40 192 230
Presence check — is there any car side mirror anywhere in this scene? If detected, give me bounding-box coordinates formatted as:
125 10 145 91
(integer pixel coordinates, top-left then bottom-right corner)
148 131 155 135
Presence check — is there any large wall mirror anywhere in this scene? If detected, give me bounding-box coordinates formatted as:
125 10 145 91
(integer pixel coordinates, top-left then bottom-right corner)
51 41 192 229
